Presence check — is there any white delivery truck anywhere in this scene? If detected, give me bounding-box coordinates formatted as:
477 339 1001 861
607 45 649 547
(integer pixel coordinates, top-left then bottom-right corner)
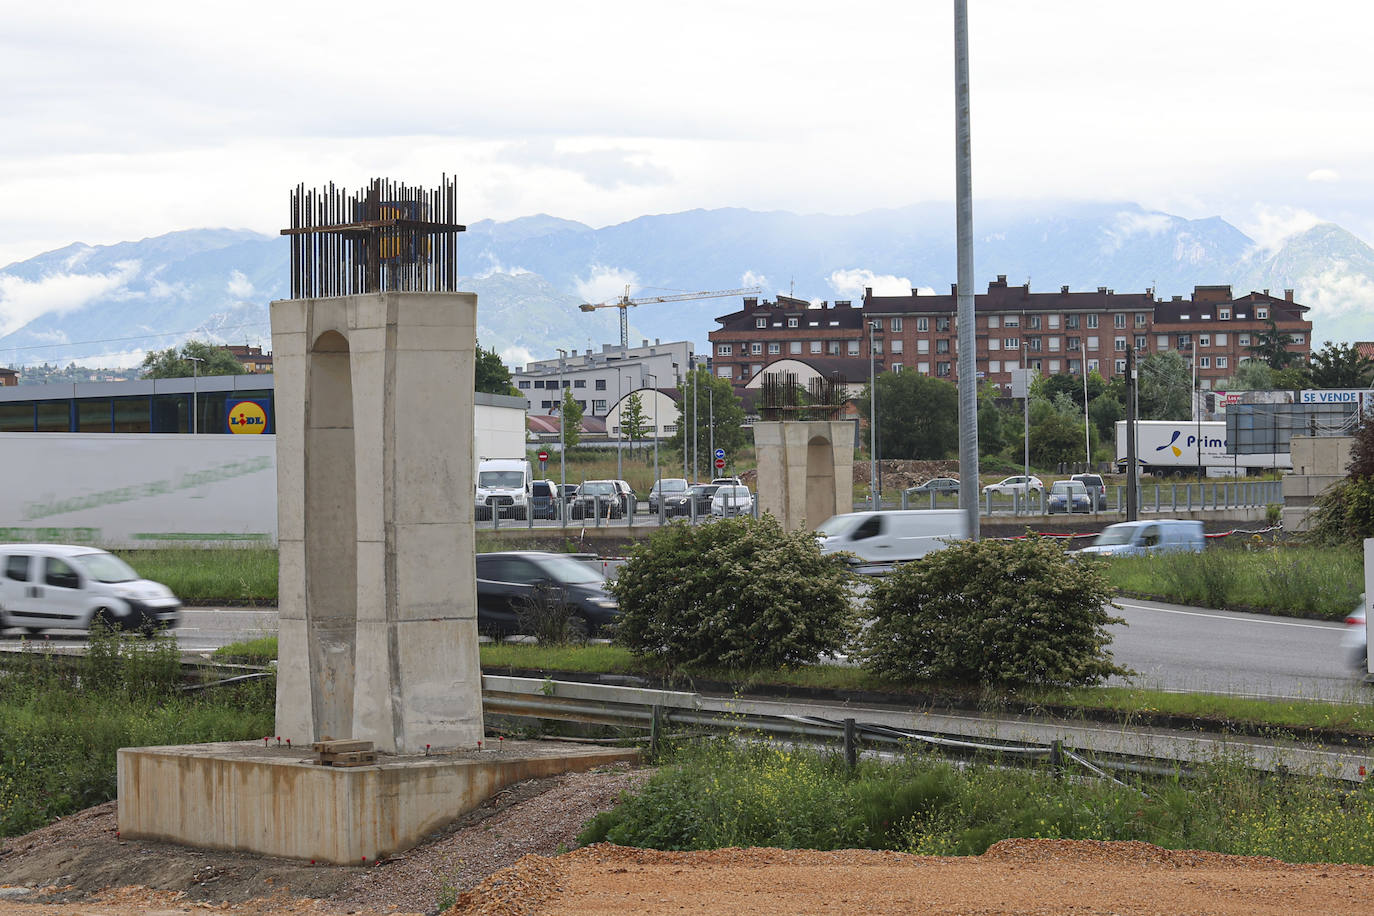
475 458 533 519
1114 420 1290 477
816 510 969 569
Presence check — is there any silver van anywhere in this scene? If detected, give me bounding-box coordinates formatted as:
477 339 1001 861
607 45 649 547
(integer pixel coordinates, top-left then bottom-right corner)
816 510 969 567
1076 519 1205 558
0 544 181 635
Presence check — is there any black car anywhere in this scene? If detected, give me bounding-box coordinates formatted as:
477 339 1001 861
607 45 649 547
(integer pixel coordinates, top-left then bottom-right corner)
475 552 620 637
1070 473 1108 510
530 480 560 519
904 477 960 501
662 483 719 517
570 480 626 518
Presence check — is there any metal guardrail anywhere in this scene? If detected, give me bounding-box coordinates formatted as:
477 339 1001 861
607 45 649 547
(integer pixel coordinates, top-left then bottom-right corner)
480 675 1363 785
867 480 1283 516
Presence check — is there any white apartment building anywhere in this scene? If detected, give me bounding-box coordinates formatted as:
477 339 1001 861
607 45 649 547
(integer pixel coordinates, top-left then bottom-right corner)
513 338 695 418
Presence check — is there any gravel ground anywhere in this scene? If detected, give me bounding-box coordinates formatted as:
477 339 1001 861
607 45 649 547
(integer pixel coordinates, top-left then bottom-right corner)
5 763 1374 915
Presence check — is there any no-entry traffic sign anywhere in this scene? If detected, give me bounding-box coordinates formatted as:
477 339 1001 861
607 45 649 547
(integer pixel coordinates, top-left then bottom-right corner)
537 450 549 462
714 457 726 469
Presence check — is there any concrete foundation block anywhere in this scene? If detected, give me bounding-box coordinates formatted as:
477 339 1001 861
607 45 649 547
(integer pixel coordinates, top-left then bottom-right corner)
117 741 639 864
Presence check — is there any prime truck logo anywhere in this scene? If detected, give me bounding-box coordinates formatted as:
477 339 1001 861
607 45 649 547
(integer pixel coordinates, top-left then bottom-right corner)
1156 430 1184 457
227 399 269 434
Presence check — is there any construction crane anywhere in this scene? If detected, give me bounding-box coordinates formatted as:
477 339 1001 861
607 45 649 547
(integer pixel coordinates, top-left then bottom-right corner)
579 286 763 348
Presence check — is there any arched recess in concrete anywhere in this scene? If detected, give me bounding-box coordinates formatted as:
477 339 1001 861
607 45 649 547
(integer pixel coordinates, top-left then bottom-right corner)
806 433 836 528
305 328 357 741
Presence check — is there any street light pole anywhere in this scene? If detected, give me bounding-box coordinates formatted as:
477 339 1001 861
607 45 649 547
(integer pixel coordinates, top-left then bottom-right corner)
869 320 878 509
616 371 623 479
557 349 567 514
185 355 205 434
647 372 659 506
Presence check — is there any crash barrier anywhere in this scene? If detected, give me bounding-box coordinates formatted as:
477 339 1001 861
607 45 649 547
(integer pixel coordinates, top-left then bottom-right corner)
474 492 761 531
876 480 1284 516
481 675 1367 785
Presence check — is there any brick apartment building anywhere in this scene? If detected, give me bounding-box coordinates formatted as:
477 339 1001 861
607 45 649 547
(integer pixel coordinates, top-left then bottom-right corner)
708 279 1313 393
223 345 274 373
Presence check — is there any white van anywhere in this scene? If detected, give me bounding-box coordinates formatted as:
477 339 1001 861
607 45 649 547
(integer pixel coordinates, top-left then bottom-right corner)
1076 519 1205 558
0 544 181 635
816 510 969 567
476 458 533 519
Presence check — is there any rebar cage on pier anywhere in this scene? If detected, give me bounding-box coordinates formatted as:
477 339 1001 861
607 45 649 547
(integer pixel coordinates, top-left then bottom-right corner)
282 176 465 299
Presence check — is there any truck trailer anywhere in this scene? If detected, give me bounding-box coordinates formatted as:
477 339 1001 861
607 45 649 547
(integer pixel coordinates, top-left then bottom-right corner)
1115 420 1291 477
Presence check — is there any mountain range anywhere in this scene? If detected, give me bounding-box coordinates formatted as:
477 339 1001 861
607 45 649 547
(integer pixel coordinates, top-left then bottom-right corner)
1 201 1371 371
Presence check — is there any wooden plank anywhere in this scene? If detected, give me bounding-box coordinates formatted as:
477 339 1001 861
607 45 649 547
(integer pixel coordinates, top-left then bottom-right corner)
311 739 374 754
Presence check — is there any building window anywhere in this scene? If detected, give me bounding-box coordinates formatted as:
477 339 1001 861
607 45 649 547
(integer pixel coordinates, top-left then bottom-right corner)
890 317 903 331
1067 338 1080 351
1135 313 1148 328
532 380 545 389
574 379 586 388
595 378 606 390
518 380 530 389
1003 316 1019 328
1114 313 1126 328
717 366 732 379
1087 314 1099 329
1065 314 1079 329
789 341 802 355
1004 360 1019 372
1200 357 1211 369
1199 334 1211 347
1114 359 1127 373
1289 333 1305 345
1048 336 1061 351
1114 337 1126 352
936 362 951 377
985 338 997 351
937 317 951 331
847 340 860 356
1219 308 1231 320
1132 335 1145 350
593 400 607 413
872 341 883 355
987 315 1000 329
890 339 904 354
1026 338 1042 352
750 364 763 376
1048 314 1060 329
891 363 903 373
936 339 950 354
767 342 780 355
1177 334 1191 349
828 341 841 355
1217 356 1229 369
755 317 767 328
1087 336 1099 350
1068 359 1080 374
1156 335 1169 349
870 318 883 331
717 343 732 356
917 317 930 332
1216 333 1227 346
1257 307 1269 319
810 340 822 354
1027 315 1042 330
1049 360 1061 372
918 362 930 374
989 360 1001 373
1004 338 1020 349
750 342 763 355
787 317 798 328
1238 333 1251 347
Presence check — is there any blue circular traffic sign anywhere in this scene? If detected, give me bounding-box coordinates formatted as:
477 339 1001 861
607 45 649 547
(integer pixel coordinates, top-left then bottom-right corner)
714 448 725 460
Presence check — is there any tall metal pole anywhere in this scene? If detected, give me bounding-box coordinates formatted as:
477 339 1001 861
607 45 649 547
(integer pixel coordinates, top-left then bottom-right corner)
557 349 567 514
185 355 204 434
691 356 698 482
1126 345 1138 521
708 383 714 474
954 0 980 539
616 372 623 479
869 320 878 509
1194 346 1202 480
647 373 660 504
1083 362 1091 468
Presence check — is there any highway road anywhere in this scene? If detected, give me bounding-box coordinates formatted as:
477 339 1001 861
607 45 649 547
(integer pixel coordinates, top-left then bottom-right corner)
4 598 1366 704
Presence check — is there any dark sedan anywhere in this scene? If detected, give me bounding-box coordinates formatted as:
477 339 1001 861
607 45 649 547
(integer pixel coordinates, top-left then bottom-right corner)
661 483 719 517
475 552 620 638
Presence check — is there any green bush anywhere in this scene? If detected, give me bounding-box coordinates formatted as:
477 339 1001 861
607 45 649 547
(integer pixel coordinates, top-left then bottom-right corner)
858 537 1126 686
610 515 856 669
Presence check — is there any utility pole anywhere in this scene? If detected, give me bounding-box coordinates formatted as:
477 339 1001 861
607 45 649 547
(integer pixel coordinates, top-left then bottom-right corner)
185 355 205 434
954 0 980 539
1126 345 1138 521
647 373 660 507
557 349 567 514
690 356 698 482
616 371 623 479
869 320 878 510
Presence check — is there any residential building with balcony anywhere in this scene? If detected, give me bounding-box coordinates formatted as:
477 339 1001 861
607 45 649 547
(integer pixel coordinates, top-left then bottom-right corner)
511 338 693 418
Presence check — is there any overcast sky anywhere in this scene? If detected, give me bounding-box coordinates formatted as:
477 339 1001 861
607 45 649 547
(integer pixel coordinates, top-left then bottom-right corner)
3 0 1373 269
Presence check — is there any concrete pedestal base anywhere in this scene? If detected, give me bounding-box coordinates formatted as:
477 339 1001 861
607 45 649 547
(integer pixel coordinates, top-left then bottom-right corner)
117 740 638 864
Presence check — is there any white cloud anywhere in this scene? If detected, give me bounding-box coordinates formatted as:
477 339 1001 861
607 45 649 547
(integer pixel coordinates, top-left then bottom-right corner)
0 260 141 336
741 270 769 291
1296 264 1374 321
1099 210 1175 253
827 268 912 298
574 264 640 305
1239 205 1323 251
1307 168 1341 182
473 256 533 281
501 345 535 370
226 269 254 299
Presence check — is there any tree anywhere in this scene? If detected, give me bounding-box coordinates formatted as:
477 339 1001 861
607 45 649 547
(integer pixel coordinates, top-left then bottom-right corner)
140 340 243 379
1136 350 1192 420
621 392 649 455
474 343 516 395
666 366 747 476
558 388 583 450
1217 360 1274 391
1306 410 1374 545
1272 366 1313 390
855 371 959 460
1309 341 1374 389
1247 317 1304 370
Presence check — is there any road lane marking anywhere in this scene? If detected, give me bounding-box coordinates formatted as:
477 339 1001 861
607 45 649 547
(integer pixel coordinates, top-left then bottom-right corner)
1115 601 1342 631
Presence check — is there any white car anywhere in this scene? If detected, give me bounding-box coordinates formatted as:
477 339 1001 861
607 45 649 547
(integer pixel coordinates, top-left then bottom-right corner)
982 475 1045 497
1344 594 1368 673
0 544 181 635
710 485 754 517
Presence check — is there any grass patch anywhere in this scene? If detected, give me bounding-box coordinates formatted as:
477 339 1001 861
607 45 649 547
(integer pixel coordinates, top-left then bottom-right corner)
1035 686 1374 734
0 628 274 837
115 547 278 603
579 738 1374 863
212 635 279 663
1103 543 1364 619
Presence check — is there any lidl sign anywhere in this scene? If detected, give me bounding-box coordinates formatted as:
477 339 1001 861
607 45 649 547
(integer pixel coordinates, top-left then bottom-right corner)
227 399 270 434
